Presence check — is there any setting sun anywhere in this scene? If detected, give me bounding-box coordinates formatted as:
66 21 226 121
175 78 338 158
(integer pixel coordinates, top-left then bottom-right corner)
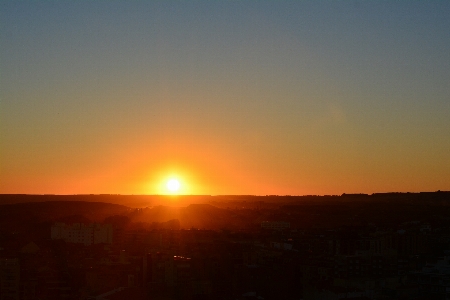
149 168 196 195
166 179 181 194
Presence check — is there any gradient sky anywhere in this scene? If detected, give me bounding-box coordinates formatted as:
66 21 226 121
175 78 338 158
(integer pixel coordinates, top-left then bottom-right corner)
1 1 449 195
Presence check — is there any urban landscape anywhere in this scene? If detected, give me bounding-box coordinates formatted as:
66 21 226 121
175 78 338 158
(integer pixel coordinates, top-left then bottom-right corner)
2 2 450 299
1 192 450 299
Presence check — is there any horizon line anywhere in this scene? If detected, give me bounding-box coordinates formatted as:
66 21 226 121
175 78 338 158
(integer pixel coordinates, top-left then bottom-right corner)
1 191 448 197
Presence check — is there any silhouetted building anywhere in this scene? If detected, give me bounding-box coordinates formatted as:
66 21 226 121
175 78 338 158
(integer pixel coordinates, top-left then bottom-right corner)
0 258 20 300
51 223 113 245
261 221 290 230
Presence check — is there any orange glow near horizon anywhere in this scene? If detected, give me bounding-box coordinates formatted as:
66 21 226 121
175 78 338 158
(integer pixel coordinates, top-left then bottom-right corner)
3 130 446 196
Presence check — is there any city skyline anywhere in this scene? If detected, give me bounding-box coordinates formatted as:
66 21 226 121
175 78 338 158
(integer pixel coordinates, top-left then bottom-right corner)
1 1 449 196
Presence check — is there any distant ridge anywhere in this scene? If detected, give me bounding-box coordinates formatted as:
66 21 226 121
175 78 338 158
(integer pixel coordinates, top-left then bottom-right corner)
0 194 212 207
1 192 449 208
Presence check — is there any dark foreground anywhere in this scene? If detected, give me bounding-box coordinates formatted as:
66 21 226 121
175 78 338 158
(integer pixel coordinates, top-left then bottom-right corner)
1 192 450 299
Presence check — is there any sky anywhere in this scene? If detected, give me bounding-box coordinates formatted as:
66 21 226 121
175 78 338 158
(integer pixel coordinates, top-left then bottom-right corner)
1 1 450 195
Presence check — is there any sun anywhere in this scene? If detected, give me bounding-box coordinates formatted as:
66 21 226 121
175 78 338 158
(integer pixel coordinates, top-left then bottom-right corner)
166 179 181 193
152 170 192 195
